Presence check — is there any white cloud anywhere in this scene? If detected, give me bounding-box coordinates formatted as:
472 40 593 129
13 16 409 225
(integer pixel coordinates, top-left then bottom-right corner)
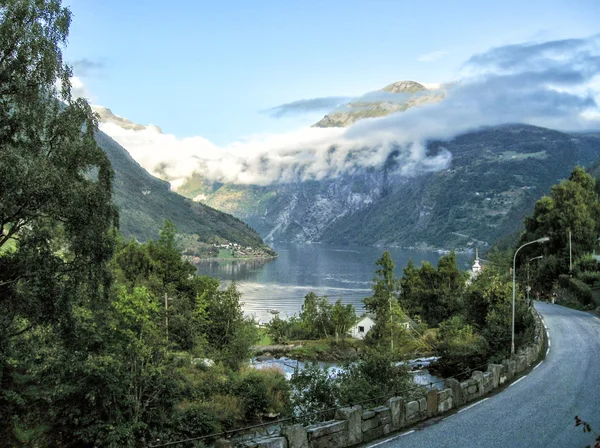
90 35 600 190
417 51 449 62
70 76 93 101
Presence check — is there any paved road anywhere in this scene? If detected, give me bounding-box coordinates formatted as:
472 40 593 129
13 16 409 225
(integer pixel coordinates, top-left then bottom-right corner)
373 302 600 448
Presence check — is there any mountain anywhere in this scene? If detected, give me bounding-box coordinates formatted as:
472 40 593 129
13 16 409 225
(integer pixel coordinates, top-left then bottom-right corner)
312 80 445 128
180 125 600 249
91 81 600 250
94 130 274 256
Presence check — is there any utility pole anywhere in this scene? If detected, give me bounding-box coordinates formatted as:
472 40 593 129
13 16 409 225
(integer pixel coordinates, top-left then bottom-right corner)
164 293 169 344
389 291 394 352
569 230 573 274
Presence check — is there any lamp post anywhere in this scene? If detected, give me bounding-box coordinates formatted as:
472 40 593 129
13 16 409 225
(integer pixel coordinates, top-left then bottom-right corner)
512 237 549 355
526 255 544 305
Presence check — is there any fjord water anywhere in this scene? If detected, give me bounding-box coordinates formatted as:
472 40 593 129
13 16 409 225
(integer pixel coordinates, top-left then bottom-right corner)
195 243 473 322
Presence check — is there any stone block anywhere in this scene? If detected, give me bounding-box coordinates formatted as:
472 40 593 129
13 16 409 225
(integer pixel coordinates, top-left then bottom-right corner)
256 437 287 448
483 372 494 394
373 406 391 420
383 423 391 435
306 420 347 440
362 425 384 443
427 388 438 417
515 355 527 373
405 400 419 423
309 431 348 448
335 405 362 446
215 439 233 448
362 416 380 432
445 378 462 407
282 424 308 448
387 396 405 430
438 396 452 414
362 410 376 420
418 397 427 415
488 364 502 389
471 371 484 397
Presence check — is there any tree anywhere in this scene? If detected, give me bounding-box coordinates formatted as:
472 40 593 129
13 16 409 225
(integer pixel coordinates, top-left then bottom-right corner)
363 251 405 351
399 252 467 326
300 292 334 339
0 0 118 441
331 299 357 342
204 281 258 369
521 167 600 269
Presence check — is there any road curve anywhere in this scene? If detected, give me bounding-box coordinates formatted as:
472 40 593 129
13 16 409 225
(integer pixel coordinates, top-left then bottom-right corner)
373 302 600 448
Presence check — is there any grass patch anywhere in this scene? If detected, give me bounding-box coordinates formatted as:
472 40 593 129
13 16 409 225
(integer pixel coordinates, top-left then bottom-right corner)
256 329 273 346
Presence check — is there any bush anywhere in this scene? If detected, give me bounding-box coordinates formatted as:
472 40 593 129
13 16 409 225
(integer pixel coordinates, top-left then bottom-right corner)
567 277 593 305
234 368 291 420
575 254 600 273
435 316 488 377
577 271 600 287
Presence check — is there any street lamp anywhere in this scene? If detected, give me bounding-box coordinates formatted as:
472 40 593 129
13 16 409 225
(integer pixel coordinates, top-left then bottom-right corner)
512 237 549 355
526 255 544 305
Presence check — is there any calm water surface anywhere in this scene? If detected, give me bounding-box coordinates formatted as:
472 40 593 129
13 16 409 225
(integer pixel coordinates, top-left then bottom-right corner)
195 243 473 322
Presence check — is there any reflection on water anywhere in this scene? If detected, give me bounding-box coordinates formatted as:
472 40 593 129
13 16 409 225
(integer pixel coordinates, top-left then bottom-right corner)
195 243 473 322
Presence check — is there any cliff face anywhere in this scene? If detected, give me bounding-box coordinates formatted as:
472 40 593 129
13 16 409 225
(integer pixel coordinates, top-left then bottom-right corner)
195 125 600 249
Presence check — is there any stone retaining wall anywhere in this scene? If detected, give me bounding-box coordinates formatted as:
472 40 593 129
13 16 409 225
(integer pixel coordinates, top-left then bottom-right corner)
216 309 547 448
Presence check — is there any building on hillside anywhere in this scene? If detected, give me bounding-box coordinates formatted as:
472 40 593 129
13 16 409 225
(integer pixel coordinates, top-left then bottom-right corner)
350 314 413 339
350 315 375 340
467 248 483 285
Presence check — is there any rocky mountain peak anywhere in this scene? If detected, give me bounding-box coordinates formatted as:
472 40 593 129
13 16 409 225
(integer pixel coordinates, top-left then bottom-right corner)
381 80 427 93
92 105 163 134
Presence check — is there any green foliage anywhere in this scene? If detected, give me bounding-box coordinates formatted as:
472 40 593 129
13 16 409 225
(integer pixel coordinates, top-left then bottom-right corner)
521 167 600 268
289 363 339 422
300 292 334 339
331 299 357 342
565 278 593 305
290 350 411 422
400 252 468 326
265 314 307 344
434 316 488 377
363 251 406 349
336 350 411 405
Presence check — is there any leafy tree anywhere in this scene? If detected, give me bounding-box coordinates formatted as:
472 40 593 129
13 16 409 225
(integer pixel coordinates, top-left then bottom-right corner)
0 0 118 441
331 299 357 342
204 281 259 369
399 252 467 326
300 292 334 339
290 363 338 422
364 251 405 350
521 167 600 270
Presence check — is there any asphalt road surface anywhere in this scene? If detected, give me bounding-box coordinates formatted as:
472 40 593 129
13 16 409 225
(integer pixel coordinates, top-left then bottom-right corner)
371 302 600 448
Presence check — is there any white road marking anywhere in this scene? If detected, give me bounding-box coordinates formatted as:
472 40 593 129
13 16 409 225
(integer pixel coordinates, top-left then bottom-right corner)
548 339 551 347
367 430 415 447
546 347 550 356
457 398 489 413
533 361 543 370
509 376 527 387
594 316 600 322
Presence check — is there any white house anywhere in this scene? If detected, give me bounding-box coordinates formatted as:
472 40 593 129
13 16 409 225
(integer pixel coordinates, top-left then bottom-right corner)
350 314 414 339
350 315 375 340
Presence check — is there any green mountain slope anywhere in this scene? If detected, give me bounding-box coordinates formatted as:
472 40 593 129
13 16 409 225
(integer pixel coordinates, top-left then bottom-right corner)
94 131 273 255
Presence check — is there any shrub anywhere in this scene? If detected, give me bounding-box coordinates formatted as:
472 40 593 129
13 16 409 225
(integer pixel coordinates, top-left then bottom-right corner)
567 278 593 305
234 368 291 420
577 271 600 287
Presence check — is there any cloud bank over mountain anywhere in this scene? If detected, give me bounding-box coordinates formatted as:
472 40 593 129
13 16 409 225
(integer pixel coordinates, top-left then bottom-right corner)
94 35 600 188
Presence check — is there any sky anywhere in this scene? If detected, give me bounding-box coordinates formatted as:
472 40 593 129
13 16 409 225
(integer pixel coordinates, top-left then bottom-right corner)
63 0 600 145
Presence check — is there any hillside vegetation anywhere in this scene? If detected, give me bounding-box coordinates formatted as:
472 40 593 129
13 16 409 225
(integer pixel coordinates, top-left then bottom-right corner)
95 131 274 256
